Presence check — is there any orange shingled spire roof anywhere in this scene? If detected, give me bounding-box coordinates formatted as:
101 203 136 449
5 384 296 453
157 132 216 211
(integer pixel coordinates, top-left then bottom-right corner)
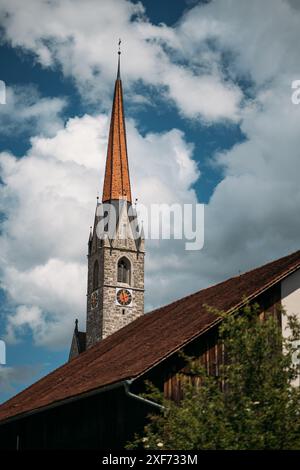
102 43 132 204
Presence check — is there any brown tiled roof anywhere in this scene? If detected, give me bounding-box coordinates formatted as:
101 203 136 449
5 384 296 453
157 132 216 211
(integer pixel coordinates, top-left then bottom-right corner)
0 249 300 423
102 67 132 203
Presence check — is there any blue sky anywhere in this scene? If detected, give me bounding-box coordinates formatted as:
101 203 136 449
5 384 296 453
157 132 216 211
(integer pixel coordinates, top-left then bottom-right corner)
0 0 300 403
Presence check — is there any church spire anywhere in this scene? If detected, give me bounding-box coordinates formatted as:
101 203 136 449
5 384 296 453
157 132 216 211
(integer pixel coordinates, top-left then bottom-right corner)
102 40 132 204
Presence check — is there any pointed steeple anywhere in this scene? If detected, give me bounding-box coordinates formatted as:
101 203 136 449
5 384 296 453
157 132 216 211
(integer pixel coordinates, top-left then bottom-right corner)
102 40 132 204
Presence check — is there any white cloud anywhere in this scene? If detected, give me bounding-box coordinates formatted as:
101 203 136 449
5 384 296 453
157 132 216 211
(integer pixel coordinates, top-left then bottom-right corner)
0 0 242 122
0 363 41 396
165 66 242 122
0 85 66 136
177 0 300 85
4 263 86 348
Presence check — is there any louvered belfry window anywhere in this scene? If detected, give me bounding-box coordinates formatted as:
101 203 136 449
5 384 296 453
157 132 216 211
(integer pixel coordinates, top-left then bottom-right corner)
117 257 130 284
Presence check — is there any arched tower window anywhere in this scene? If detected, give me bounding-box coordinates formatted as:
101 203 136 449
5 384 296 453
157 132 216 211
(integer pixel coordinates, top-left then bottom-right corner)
117 257 131 284
93 260 99 290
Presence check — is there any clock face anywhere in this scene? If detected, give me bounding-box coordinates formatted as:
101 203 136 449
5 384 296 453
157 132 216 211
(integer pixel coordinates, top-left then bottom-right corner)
116 288 132 307
91 290 99 309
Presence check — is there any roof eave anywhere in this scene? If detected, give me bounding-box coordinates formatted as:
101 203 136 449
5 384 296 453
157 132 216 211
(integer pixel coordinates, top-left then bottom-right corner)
0 379 129 427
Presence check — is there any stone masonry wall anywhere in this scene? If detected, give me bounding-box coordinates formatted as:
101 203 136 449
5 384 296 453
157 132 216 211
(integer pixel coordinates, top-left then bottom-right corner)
86 205 145 348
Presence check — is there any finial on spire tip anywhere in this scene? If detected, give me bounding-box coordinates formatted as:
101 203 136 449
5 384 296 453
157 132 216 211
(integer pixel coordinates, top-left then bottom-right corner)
117 38 121 78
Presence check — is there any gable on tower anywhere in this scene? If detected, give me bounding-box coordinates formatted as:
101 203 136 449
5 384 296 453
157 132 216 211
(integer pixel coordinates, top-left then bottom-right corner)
96 199 144 252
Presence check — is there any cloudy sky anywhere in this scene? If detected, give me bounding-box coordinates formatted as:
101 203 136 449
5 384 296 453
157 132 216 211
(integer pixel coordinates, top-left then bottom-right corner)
0 0 300 402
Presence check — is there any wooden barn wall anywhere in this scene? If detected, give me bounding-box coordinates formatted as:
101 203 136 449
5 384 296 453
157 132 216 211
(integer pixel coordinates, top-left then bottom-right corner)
0 386 151 450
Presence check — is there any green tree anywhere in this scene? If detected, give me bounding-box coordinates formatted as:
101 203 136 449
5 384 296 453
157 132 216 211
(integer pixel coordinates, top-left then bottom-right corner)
128 305 300 450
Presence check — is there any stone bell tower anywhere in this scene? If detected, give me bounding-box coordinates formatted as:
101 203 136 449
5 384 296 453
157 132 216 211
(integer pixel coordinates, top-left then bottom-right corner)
85 47 145 349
